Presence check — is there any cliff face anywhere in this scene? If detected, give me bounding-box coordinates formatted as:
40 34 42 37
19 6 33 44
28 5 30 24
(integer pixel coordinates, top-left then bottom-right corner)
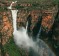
0 11 13 45
17 10 40 30
0 1 59 56
17 7 58 32
0 5 58 45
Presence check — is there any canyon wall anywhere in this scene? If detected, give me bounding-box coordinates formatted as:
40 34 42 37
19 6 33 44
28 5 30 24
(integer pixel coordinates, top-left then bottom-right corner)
0 7 58 45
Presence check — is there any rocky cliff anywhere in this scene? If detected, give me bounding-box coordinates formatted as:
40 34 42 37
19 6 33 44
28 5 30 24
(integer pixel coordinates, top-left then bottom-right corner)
0 1 59 56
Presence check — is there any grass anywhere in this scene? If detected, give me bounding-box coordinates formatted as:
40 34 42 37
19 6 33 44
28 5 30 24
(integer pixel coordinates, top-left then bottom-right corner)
3 37 27 56
1 0 59 4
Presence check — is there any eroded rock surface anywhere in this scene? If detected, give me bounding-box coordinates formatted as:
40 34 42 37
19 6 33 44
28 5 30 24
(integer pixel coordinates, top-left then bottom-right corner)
1 11 13 45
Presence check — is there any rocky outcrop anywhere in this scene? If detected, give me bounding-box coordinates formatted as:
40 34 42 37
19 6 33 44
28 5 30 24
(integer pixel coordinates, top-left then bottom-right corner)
0 11 13 45
17 6 58 33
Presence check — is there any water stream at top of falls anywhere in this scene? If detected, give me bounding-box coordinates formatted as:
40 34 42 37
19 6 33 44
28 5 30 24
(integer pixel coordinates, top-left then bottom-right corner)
26 21 28 32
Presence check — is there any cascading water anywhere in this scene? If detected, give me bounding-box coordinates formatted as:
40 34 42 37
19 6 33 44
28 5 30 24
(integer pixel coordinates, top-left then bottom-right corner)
11 11 55 56
26 21 28 32
8 1 17 9
37 26 42 38
8 1 55 56
11 10 18 33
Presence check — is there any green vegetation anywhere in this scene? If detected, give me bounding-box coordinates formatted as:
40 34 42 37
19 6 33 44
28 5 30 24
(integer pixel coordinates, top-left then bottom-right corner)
0 7 4 11
4 37 27 56
14 6 25 9
1 0 59 4
4 37 26 56
4 37 21 56
0 6 8 12
6 0 59 3
1 0 59 10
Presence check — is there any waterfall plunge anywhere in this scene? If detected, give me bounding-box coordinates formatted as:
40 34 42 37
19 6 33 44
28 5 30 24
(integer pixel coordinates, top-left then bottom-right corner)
9 1 55 56
11 10 18 33
11 10 37 50
11 10 55 56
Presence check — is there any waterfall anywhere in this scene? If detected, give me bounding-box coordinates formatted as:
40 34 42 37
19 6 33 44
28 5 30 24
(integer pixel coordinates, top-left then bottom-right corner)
7 1 17 9
7 2 14 9
8 1 55 56
11 10 55 56
11 10 18 33
37 26 42 38
26 21 28 32
8 1 18 33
